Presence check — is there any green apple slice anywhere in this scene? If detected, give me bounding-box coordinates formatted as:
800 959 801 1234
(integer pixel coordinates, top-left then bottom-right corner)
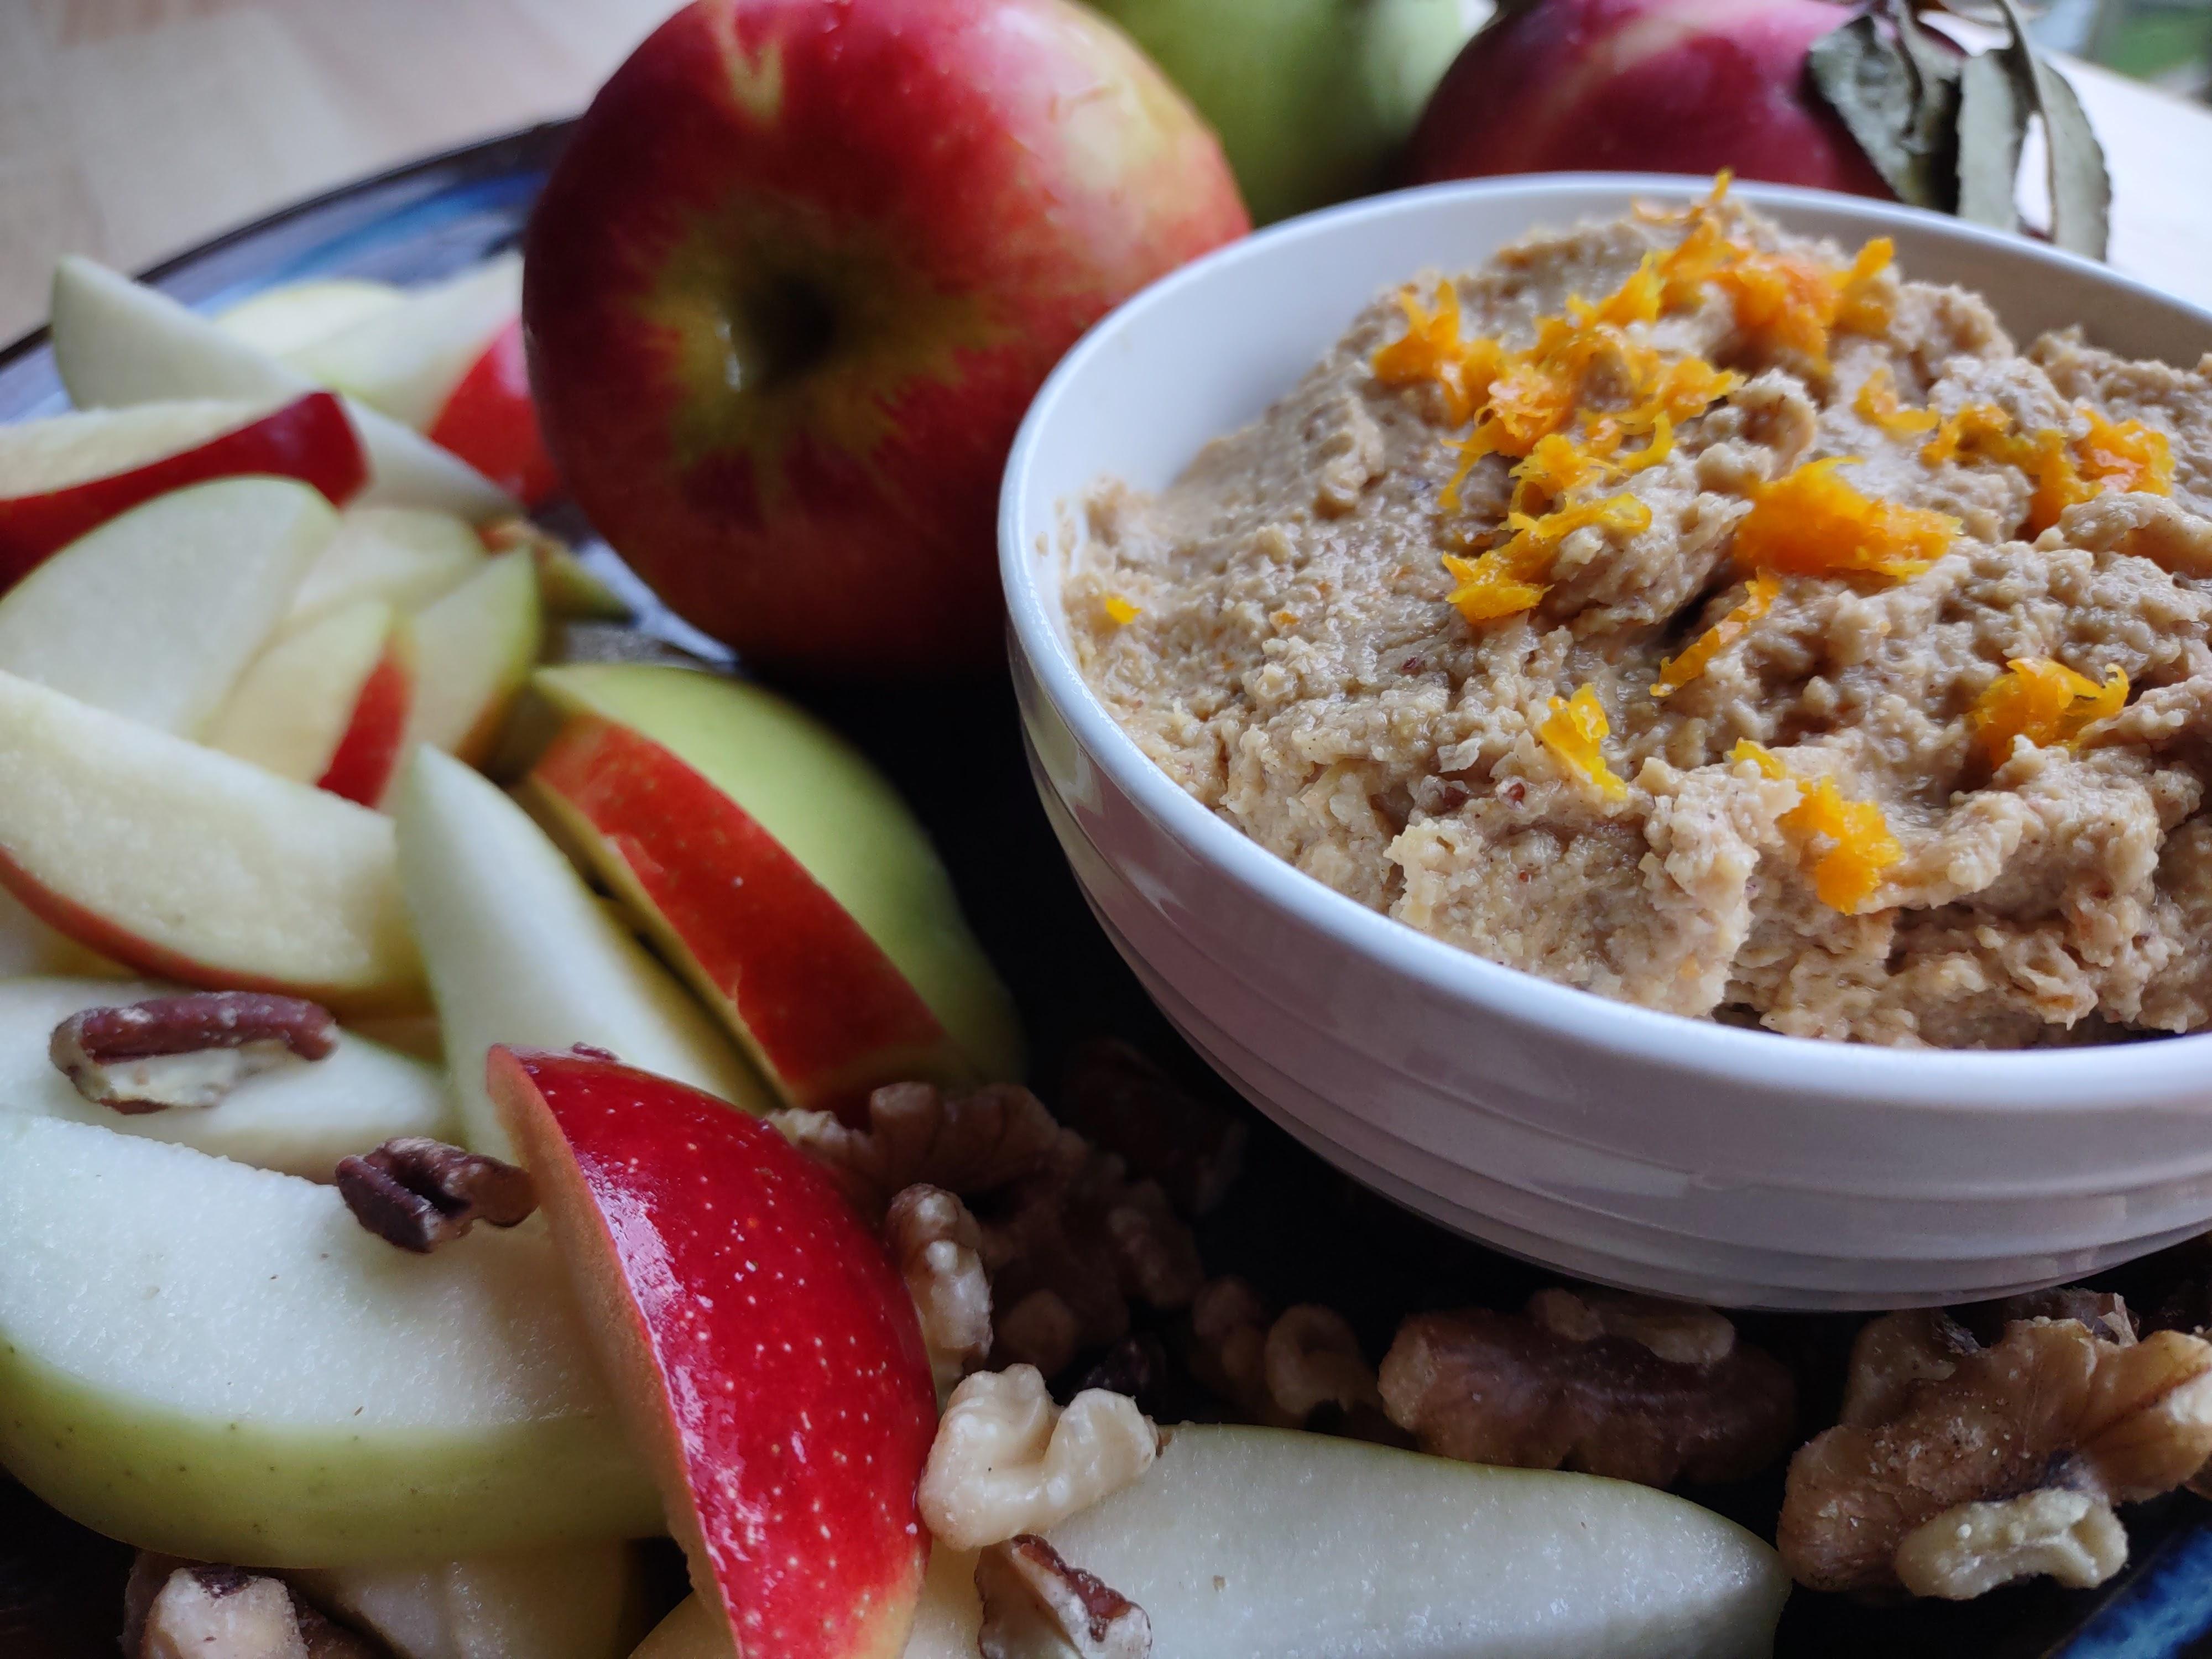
404 549 541 768
393 747 765 1161
0 1114 659 1566
292 1541 648 1659
0 476 332 735
0 976 452 1178
528 665 1022 1091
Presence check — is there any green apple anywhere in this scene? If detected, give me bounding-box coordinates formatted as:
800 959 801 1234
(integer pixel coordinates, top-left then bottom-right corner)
521 664 1021 1115
392 747 765 1161
0 1114 658 1566
1088 0 1475 223
0 976 452 1177
292 1541 649 1659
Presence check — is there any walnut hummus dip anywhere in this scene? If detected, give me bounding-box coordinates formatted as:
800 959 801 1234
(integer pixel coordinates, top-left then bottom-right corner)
1065 185 2212 1047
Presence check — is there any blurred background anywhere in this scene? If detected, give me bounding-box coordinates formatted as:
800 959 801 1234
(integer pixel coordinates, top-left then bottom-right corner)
0 0 2206 342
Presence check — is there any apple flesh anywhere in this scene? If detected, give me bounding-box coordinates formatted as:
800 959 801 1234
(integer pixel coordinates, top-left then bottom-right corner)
429 321 561 507
49 255 515 522
0 671 424 1011
403 548 542 767
0 474 333 735
205 600 415 804
0 1114 659 1565
291 1541 647 1659
393 747 764 1160
491 1047 938 1659
522 0 1248 674
217 278 403 357
289 254 523 431
0 393 364 584
0 975 452 1177
290 504 486 624
0 886 123 980
525 664 1021 1114
1406 0 1891 194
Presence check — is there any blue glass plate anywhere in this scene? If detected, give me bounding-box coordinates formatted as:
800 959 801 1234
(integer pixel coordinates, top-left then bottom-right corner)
3 124 2211 1659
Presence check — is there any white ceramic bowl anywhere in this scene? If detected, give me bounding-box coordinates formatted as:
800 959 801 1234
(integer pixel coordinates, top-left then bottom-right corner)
1000 174 2212 1311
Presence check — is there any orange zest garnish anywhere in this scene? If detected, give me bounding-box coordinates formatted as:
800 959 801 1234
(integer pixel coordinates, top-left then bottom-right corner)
1653 573 1780 697
1371 281 1498 427
1730 741 1898 911
1537 684 1628 801
1441 495 1653 623
1734 458 1957 580
1921 403 2174 535
1854 366 1939 438
1101 593 1140 626
2077 408 2175 497
1969 657 2129 765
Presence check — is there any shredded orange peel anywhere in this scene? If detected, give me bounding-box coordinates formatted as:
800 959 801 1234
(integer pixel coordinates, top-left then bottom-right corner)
1730 740 1901 912
1538 684 1629 801
1653 573 1780 697
1969 656 2129 765
1734 457 1958 581
1442 496 1653 624
1854 366 1939 438
1100 593 1140 627
1921 402 2174 534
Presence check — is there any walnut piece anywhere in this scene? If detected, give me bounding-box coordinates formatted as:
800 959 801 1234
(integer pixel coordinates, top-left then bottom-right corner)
1526 1288 1736 1368
1186 1279 1393 1434
1058 1038 1245 1215
128 1559 382 1659
1264 1305 1384 1422
1379 1306 1794 1486
918 1365 1159 1549
885 1184 992 1390
335 1138 536 1254
52 992 337 1113
1187 1277 1272 1420
773 1081 1066 1220
1780 1318 2212 1593
1838 1308 1981 1428
977 1535 1151 1659
1892 1489 2128 1600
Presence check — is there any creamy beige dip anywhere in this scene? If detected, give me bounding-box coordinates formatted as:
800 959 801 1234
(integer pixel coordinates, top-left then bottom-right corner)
1065 199 2212 1047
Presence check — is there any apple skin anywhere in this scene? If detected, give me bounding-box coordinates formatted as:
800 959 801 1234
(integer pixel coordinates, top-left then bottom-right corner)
490 1047 938 1659
317 625 416 805
523 0 1249 675
0 392 364 588
430 320 561 507
1406 0 1891 196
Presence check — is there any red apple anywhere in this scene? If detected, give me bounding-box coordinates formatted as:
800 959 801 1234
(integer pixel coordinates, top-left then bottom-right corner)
428 320 561 507
1406 0 1891 195
523 0 1249 674
488 1046 937 1659
0 393 363 588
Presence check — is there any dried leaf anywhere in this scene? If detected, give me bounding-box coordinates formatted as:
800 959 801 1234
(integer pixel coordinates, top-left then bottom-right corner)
1809 1 1961 211
1955 48 2026 232
1979 0 2112 257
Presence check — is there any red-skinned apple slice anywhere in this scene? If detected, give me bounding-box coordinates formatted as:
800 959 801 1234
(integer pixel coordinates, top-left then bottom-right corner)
0 393 364 585
290 504 486 624
489 1047 937 1659
49 255 515 523
403 548 541 768
289 254 522 430
429 320 561 507
0 476 334 734
206 600 415 805
0 671 424 1012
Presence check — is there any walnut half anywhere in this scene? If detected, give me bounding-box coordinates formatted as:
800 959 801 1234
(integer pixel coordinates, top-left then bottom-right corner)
884 1183 992 1391
918 1365 1159 1550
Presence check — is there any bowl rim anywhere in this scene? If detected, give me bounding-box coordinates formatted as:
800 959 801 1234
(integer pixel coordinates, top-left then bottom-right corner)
1000 171 2212 1113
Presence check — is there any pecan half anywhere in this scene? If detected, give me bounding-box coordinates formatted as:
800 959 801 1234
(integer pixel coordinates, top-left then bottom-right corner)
127 1556 385 1659
977 1535 1151 1659
51 992 337 1113
335 1138 536 1254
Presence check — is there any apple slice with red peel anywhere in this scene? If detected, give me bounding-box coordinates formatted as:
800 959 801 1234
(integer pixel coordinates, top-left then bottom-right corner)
206 601 415 804
49 255 515 523
0 393 364 584
393 747 763 1160
484 518 630 620
0 886 126 980
491 1047 938 1659
524 665 1022 1117
0 671 424 1011
403 548 542 767
290 255 523 431
430 320 560 507
216 278 403 357
290 504 486 624
0 476 333 734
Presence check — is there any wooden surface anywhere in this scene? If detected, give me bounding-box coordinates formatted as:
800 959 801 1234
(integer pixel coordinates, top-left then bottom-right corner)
1 0 2210 343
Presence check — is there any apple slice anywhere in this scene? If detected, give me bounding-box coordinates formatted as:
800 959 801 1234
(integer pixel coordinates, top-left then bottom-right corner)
484 517 630 620
49 255 515 522
0 671 424 1011
290 504 486 624
491 1047 938 1659
216 278 403 357
0 886 126 980
0 976 452 1177
404 547 542 766
291 1541 646 1659
524 666 1021 1118
0 393 364 584
207 600 415 804
290 254 522 430
0 1114 658 1566
0 475 333 735
430 320 561 507
393 747 763 1160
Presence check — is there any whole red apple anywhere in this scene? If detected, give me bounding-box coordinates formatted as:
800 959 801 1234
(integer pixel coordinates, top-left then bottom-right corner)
1406 0 1891 196
524 0 1249 675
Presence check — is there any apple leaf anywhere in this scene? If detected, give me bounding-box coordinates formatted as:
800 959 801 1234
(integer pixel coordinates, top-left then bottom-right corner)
1952 0 2112 257
1954 48 2027 231
1807 1 1961 211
